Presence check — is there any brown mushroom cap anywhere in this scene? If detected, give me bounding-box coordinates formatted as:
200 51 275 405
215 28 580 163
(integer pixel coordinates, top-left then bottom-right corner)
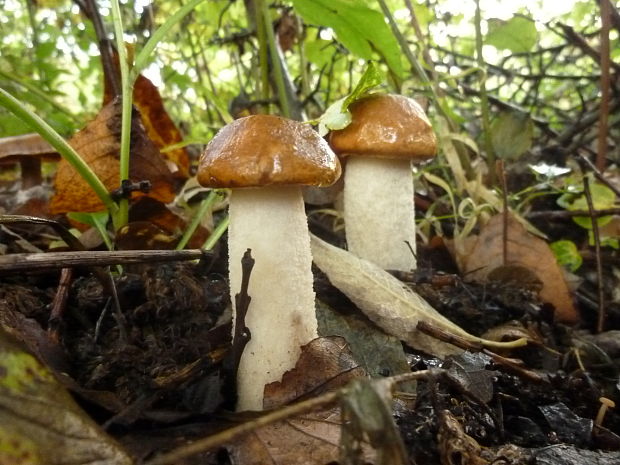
197 115 341 188
329 93 437 160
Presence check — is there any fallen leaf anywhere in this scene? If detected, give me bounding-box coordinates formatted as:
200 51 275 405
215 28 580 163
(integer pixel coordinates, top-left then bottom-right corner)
310 235 524 357
264 336 365 408
437 410 488 465
104 53 190 178
442 352 496 404
453 213 578 323
316 300 410 379
0 328 132 465
230 337 367 465
229 408 343 465
339 377 408 465
50 99 178 214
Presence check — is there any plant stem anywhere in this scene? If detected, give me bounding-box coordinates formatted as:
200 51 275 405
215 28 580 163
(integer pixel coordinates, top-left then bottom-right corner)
597 0 611 172
260 0 291 117
0 87 118 215
109 0 131 230
583 177 606 332
378 0 474 183
132 0 207 78
474 0 495 185
254 0 271 109
202 214 229 250
175 190 222 250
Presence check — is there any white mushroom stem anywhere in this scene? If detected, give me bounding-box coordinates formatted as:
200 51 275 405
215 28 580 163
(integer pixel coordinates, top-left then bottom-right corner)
343 157 417 271
228 186 318 411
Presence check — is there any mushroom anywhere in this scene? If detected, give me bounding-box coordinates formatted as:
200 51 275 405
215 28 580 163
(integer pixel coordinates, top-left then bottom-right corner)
0 133 59 188
329 94 437 271
595 397 615 426
197 115 341 411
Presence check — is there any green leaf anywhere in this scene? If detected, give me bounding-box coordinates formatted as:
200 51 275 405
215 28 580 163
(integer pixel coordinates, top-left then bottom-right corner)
486 16 538 53
316 62 383 136
557 181 616 229
490 111 534 160
318 97 351 136
67 211 113 250
343 61 383 107
291 0 403 77
304 39 336 68
550 240 582 272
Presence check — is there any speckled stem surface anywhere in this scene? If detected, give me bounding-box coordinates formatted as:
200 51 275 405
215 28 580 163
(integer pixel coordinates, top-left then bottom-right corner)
228 186 318 411
344 157 417 271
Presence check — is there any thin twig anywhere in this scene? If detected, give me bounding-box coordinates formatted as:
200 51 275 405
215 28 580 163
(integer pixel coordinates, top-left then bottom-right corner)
48 268 74 343
416 321 547 384
597 0 612 171
583 177 606 332
496 160 508 265
144 369 433 465
76 0 121 97
474 0 495 185
221 249 255 410
576 152 620 197
0 249 210 273
526 207 620 219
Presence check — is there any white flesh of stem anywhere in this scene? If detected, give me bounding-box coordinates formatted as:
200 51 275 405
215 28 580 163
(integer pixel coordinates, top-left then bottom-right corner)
228 186 318 411
344 157 417 271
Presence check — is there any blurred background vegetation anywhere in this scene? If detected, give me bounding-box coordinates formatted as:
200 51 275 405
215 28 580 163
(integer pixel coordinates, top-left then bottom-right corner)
1 0 615 146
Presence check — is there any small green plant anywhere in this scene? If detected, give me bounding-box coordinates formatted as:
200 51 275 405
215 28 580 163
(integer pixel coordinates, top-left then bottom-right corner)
0 0 207 233
557 176 619 249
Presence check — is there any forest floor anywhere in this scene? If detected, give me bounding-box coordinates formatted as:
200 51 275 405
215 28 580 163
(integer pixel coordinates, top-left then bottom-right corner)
1 161 620 465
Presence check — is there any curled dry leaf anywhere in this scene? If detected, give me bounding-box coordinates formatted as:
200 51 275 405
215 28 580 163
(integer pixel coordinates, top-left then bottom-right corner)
230 337 367 465
103 52 190 178
310 235 527 358
264 336 365 409
50 99 177 215
452 213 578 323
437 410 488 465
0 329 132 465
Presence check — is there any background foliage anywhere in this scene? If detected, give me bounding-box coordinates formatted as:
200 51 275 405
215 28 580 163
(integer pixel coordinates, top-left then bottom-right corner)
1 0 618 245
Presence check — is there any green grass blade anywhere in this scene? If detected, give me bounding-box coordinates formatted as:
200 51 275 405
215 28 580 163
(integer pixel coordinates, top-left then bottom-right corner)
0 87 118 215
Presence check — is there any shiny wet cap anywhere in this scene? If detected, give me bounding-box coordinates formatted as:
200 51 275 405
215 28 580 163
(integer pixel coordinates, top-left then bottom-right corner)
329 94 437 161
197 115 341 188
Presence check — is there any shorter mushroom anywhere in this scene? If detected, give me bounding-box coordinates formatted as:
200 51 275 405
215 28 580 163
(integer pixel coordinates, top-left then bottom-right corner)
197 114 341 411
595 396 615 426
0 133 59 188
329 94 437 271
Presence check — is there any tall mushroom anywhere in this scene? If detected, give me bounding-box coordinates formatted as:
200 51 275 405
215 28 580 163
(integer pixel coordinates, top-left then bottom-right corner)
329 93 437 271
197 115 341 411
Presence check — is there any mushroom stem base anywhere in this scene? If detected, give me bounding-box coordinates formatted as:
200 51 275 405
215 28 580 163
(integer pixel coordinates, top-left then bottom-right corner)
344 157 417 271
228 186 317 411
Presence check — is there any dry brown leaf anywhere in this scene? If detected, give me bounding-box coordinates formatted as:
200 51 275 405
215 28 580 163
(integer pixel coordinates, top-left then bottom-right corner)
437 410 488 465
454 213 578 323
264 336 365 408
50 99 177 214
103 55 190 178
230 409 343 465
230 337 367 465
